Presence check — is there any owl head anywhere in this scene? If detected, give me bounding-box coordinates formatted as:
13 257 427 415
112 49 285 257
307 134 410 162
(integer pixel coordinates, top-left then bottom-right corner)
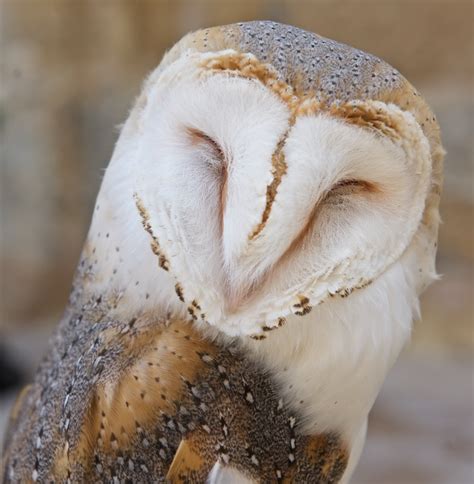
85 22 443 339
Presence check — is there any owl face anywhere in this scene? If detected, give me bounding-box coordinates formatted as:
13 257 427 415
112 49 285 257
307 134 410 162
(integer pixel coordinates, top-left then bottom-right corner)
93 48 434 338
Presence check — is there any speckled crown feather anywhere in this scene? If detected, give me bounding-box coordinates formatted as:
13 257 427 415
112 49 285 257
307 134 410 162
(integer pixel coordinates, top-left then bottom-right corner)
162 20 443 185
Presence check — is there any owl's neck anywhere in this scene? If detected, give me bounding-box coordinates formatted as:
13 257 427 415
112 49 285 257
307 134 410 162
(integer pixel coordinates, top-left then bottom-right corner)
76 163 189 321
239 261 415 478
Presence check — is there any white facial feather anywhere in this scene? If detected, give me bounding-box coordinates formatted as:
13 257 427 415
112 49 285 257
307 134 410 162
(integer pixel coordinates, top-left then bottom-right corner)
87 50 431 337
82 48 438 483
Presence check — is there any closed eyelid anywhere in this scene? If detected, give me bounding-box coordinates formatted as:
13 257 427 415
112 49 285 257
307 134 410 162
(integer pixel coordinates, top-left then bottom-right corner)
185 127 225 160
329 179 380 194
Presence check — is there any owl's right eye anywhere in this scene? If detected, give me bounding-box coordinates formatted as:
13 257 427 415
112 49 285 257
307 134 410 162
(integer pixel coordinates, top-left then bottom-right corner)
184 126 228 226
185 127 225 163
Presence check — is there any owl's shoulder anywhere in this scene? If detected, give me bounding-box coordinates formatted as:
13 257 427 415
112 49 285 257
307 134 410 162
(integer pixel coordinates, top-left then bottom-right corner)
2 306 348 482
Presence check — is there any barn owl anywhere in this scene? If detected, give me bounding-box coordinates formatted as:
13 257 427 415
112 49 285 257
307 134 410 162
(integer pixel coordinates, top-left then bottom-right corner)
1 21 443 483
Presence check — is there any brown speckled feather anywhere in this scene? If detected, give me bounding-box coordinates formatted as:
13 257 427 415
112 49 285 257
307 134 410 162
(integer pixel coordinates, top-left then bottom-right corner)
2 291 347 483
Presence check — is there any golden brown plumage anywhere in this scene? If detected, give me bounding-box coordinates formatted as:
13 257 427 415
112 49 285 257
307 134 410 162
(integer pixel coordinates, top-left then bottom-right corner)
3 304 348 482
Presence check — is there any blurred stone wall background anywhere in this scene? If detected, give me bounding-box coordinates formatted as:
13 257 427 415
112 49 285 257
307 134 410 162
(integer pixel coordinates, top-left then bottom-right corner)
0 1 472 482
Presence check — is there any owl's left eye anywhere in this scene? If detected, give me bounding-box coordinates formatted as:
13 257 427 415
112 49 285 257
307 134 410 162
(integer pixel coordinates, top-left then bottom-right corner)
328 178 379 197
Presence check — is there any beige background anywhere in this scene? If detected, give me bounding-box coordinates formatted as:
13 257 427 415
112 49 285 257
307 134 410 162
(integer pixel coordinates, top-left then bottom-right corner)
1 1 473 482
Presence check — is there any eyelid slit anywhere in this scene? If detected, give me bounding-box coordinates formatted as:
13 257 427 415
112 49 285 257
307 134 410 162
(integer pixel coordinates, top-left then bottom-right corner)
330 179 379 194
185 127 225 161
185 126 228 231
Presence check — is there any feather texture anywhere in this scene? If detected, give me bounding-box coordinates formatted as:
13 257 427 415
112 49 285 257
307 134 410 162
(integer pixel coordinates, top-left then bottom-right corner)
1 21 443 483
